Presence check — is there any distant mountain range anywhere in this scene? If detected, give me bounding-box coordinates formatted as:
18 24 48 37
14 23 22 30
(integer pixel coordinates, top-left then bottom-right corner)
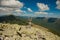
0 15 60 36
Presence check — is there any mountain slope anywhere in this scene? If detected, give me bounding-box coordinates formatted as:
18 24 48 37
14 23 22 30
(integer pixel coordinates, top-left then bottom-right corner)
32 17 60 36
0 15 28 25
0 15 60 36
0 23 60 40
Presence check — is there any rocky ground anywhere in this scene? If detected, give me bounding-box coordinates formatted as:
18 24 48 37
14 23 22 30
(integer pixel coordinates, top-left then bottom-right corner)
0 23 60 40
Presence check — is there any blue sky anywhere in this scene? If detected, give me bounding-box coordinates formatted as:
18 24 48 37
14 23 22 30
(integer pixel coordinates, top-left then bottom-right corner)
18 0 60 18
0 0 60 18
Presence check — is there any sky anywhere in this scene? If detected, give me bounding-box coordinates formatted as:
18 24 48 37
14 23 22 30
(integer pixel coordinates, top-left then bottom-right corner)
0 0 60 18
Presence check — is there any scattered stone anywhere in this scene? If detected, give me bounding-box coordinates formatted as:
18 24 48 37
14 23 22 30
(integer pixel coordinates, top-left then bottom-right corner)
17 32 22 37
19 27 21 31
0 36 3 40
0 23 60 40
0 29 4 31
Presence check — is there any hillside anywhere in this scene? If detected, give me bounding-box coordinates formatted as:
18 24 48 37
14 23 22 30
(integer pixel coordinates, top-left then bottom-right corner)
0 23 60 40
32 17 60 36
0 15 60 36
0 15 28 25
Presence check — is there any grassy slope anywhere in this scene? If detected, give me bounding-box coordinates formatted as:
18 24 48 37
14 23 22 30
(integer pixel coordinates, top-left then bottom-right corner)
32 17 60 36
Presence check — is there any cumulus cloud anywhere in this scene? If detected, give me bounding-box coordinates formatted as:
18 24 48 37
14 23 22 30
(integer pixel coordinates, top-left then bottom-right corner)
35 12 48 15
37 3 49 11
56 0 60 9
15 9 23 13
0 0 23 8
27 8 33 12
0 0 24 16
0 7 13 13
34 3 49 15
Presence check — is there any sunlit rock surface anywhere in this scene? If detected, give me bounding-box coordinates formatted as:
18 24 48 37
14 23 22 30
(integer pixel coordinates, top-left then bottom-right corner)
0 23 60 40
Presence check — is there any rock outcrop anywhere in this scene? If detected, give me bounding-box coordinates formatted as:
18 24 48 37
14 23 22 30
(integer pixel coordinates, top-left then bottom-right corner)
0 23 60 40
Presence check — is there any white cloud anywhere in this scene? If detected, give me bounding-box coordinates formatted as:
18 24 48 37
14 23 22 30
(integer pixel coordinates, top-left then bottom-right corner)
0 7 13 13
35 12 48 15
34 3 49 17
0 0 24 16
37 3 49 11
1 0 23 8
56 0 60 9
15 9 23 13
27 8 33 12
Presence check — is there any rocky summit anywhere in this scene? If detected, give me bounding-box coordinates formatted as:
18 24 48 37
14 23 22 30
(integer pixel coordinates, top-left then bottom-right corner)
0 23 60 40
